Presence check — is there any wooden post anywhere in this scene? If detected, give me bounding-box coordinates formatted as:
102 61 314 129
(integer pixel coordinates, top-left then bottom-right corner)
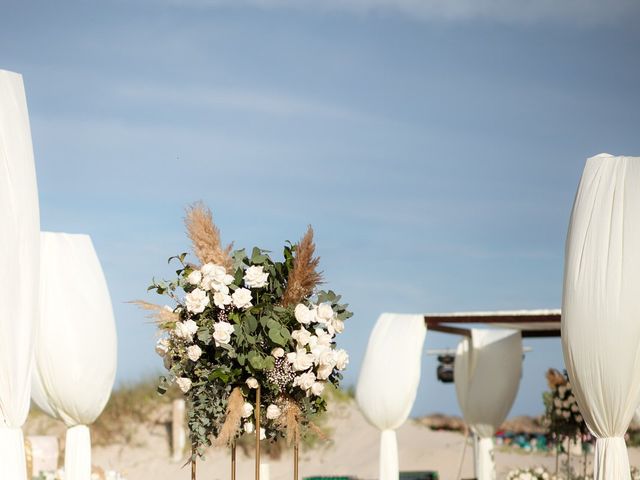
255 385 261 480
231 442 237 480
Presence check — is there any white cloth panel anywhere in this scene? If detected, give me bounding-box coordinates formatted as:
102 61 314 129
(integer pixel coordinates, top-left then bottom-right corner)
562 154 640 480
454 329 522 480
0 69 41 480
356 313 427 480
32 232 117 480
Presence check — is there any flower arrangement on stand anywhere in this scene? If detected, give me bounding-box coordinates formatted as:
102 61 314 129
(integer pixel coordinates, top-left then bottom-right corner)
542 369 591 479
136 203 352 479
506 466 553 480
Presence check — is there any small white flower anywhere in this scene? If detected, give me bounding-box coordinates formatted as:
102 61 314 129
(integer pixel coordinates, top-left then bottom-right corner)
271 347 285 358
244 422 255 434
246 377 259 389
260 427 266 440
576 414 583 422
315 303 334 324
294 304 312 324
187 345 202 362
266 404 282 420
292 328 312 346
244 265 269 289
558 386 566 398
213 291 232 308
288 349 314 371
155 338 169 357
213 321 235 346
185 288 209 314
562 410 570 418
176 377 192 393
187 270 202 285
294 371 316 391
241 402 254 418
571 404 579 412
174 320 199 342
311 381 325 396
335 349 349 371
553 398 561 408
232 288 253 309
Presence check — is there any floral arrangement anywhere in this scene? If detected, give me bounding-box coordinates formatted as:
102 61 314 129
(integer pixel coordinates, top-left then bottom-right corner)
137 203 352 456
543 369 589 441
507 467 640 480
506 467 552 480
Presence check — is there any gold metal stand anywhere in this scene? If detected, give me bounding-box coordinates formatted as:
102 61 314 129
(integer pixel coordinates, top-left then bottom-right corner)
191 446 197 480
231 442 237 480
255 385 261 480
293 439 299 480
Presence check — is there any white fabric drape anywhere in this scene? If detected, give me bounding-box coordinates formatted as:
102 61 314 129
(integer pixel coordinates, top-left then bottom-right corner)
454 329 522 480
562 154 640 480
356 313 427 480
0 69 40 480
32 232 117 480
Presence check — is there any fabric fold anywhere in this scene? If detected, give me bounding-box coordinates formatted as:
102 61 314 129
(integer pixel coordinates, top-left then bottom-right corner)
356 313 427 480
0 69 41 480
562 154 640 480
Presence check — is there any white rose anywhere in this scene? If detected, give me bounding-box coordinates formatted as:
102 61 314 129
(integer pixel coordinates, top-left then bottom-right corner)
571 404 579 412
316 363 333 380
213 291 232 308
335 349 349 370
292 328 312 346
223 274 235 285
211 283 230 294
562 411 570 418
294 304 312 324
176 377 192 393
246 377 259 389
311 381 325 396
289 349 314 371
175 320 198 342
187 270 202 285
576 414 583 422
244 265 269 289
315 303 334 324
331 318 345 334
185 288 209 314
155 338 169 357
294 371 316 391
266 404 282 420
271 347 285 358
187 345 202 362
315 328 333 346
241 402 254 418
213 321 235 346
260 427 266 440
232 288 253 310
558 386 566 398
201 263 228 282
244 422 255 434
316 347 337 368
553 398 561 408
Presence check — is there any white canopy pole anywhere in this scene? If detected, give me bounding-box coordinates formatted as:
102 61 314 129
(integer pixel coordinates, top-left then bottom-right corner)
32 233 117 480
0 69 41 480
562 154 640 480
356 313 427 480
454 329 522 480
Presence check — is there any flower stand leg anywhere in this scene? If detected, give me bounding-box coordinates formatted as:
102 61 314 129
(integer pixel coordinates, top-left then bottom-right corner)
231 442 236 480
255 386 261 480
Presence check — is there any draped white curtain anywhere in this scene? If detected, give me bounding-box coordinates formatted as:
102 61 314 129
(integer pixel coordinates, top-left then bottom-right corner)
562 154 640 480
454 329 522 480
0 69 41 480
356 313 427 480
32 232 117 480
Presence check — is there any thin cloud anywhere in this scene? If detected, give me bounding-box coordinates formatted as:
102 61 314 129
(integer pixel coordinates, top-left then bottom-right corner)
159 0 640 25
116 84 370 121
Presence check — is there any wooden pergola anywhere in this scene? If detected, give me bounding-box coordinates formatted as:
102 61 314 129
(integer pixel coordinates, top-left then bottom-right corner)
424 309 561 338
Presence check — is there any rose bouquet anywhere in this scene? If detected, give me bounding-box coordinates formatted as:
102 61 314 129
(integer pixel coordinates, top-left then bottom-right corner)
506 467 552 480
137 203 351 457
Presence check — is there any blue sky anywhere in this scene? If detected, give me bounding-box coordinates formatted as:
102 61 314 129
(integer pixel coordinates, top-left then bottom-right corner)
2 0 639 417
